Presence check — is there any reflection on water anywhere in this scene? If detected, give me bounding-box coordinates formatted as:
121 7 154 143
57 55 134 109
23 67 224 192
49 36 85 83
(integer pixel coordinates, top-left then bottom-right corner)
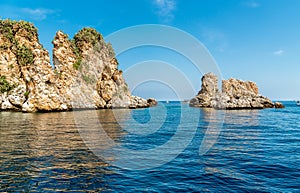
75 109 131 164
0 102 299 192
199 109 260 156
225 109 259 126
198 108 224 155
0 110 131 192
198 108 286 192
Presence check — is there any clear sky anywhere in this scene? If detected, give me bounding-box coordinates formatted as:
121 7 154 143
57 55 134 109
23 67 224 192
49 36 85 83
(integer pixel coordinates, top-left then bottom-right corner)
1 0 299 100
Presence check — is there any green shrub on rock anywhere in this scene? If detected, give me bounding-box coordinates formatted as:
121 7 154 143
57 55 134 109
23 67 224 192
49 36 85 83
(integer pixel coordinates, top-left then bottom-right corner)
16 44 34 66
0 75 15 93
70 27 117 70
24 90 30 98
74 27 103 46
73 58 82 70
0 19 37 67
0 19 16 43
18 20 38 40
0 19 38 43
106 42 115 58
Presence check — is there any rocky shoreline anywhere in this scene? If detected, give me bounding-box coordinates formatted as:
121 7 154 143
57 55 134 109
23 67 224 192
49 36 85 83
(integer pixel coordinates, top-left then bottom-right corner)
0 19 156 112
190 73 284 109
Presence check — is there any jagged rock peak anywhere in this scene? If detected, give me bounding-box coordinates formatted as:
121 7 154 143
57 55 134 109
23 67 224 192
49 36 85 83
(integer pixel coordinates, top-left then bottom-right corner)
0 19 156 112
190 73 283 109
0 19 59 112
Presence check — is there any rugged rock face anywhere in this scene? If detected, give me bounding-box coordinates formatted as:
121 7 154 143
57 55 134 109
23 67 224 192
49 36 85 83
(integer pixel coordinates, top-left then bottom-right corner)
189 73 219 108
190 73 283 109
0 19 64 112
0 19 156 112
129 96 157 109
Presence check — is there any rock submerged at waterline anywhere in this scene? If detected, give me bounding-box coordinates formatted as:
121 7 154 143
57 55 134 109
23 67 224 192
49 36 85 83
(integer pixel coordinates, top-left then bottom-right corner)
190 73 284 109
0 19 156 112
274 102 285 109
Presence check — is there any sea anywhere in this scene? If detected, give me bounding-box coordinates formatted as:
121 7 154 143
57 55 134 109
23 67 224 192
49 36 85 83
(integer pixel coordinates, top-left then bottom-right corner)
0 101 299 192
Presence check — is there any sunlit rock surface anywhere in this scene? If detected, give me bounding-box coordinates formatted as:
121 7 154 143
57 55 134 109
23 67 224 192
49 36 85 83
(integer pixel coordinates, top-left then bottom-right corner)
0 19 156 112
190 73 282 109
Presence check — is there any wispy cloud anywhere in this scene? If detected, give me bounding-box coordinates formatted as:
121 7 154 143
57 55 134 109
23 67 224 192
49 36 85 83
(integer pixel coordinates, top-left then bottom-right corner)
21 8 56 21
273 49 285 56
0 5 58 21
153 0 176 23
245 1 260 8
200 27 228 52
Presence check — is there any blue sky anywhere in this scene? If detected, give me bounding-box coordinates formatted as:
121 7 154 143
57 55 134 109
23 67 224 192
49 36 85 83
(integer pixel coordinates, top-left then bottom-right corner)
1 0 299 100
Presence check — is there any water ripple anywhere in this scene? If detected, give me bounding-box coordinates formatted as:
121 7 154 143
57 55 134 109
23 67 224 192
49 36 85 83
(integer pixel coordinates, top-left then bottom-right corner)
0 102 299 192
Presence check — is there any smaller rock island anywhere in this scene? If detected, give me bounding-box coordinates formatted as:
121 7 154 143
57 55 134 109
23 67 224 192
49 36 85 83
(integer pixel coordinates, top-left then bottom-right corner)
190 73 284 109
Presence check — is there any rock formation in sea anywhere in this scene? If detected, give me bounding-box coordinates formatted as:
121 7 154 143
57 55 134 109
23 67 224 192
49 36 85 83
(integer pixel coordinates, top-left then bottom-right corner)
274 102 285 109
0 19 156 112
190 73 284 109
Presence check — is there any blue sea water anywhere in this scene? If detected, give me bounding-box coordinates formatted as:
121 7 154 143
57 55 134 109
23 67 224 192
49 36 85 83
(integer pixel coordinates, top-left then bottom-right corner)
0 101 299 192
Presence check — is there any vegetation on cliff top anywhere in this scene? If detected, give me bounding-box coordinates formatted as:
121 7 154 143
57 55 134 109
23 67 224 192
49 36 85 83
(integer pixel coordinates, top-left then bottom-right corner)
71 27 115 70
0 19 35 66
0 19 38 43
70 28 102 70
0 19 115 71
74 27 103 47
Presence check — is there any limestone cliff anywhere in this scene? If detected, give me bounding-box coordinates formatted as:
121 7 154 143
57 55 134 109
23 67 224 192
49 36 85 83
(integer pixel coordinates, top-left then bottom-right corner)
190 73 283 109
0 19 156 112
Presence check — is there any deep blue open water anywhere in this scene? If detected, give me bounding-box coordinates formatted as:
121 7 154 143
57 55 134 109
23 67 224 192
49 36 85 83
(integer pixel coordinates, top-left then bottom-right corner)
0 101 299 192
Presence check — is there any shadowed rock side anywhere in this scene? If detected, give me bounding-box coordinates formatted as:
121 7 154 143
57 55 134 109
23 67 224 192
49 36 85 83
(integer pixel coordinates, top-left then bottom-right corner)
190 73 284 109
0 19 156 112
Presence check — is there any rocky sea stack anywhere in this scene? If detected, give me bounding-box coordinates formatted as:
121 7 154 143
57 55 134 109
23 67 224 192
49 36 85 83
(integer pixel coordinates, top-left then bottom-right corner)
0 19 156 112
190 73 284 109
